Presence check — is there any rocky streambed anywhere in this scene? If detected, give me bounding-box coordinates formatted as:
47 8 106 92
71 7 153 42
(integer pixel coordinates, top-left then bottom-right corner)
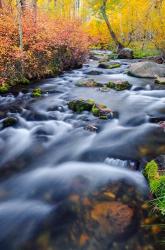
0 50 164 250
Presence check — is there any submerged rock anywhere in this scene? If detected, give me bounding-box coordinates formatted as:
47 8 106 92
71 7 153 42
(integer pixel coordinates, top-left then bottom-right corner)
21 163 161 250
76 80 102 88
85 124 98 132
128 62 165 78
106 80 131 91
98 62 121 69
118 48 134 59
155 76 165 85
86 70 103 75
2 117 18 128
99 86 111 92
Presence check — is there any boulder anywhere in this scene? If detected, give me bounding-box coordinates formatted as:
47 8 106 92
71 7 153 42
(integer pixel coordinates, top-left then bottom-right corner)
128 62 165 78
106 80 131 91
118 48 134 59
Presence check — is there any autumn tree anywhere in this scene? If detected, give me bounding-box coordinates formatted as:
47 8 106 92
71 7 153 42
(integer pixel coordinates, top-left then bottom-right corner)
100 0 123 50
87 0 124 50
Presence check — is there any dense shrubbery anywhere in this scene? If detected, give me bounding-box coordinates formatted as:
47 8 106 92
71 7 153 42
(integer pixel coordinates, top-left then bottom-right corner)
0 10 89 92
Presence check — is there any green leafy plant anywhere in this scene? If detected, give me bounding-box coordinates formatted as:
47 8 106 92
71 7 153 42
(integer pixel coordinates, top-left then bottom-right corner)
144 160 165 215
32 88 42 97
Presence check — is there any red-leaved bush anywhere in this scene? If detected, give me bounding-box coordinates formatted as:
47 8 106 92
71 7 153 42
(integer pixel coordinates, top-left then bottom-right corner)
0 9 89 91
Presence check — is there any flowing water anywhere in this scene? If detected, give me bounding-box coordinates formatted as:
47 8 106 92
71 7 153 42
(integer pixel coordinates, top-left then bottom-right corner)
0 50 165 250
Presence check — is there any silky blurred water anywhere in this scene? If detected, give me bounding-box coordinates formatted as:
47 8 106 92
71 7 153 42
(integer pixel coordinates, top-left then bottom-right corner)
0 51 164 250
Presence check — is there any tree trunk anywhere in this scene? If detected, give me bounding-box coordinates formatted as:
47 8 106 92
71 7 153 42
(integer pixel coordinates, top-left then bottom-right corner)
16 0 23 51
100 0 124 51
0 0 3 8
20 0 26 11
32 0 37 25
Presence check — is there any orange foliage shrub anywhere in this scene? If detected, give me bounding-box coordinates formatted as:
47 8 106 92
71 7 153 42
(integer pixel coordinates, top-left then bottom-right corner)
0 9 89 90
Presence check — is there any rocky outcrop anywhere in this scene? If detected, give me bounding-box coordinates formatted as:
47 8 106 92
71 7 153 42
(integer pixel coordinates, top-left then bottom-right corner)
128 61 165 78
118 48 134 59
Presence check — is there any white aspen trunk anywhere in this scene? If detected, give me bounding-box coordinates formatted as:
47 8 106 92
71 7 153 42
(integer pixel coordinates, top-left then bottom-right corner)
16 0 23 51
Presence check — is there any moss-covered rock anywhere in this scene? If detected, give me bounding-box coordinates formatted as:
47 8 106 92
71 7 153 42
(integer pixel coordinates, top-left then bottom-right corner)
155 77 165 85
32 88 42 97
0 84 10 94
68 99 95 113
2 117 18 128
92 104 113 119
106 80 131 91
76 80 102 88
68 99 113 120
144 160 165 215
98 63 121 69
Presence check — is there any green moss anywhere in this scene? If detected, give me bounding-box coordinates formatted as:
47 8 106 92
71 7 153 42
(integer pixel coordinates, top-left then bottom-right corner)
92 105 100 116
92 104 112 119
144 160 159 181
98 63 121 69
133 48 160 59
32 88 42 97
108 53 118 60
0 84 10 94
20 77 30 85
68 99 95 113
68 99 113 120
144 160 165 215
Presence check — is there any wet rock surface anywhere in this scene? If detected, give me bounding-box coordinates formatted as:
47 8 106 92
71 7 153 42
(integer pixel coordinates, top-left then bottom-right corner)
118 48 134 59
0 50 164 250
128 61 165 78
106 80 131 91
98 62 121 69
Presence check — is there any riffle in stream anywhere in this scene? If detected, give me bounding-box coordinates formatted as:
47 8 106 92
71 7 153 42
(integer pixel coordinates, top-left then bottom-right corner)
0 50 164 250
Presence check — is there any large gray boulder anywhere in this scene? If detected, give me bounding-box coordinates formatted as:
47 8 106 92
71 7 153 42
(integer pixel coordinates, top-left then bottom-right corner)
118 48 134 59
128 61 165 78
